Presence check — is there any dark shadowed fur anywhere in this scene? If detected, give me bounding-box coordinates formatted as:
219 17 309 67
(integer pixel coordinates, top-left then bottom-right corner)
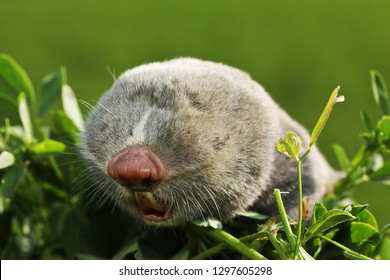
79 58 338 226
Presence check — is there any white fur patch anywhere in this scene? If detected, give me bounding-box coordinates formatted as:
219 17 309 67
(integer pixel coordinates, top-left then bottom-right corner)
125 110 151 146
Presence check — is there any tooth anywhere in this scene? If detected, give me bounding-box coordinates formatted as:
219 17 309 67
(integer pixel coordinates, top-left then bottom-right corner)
134 192 165 212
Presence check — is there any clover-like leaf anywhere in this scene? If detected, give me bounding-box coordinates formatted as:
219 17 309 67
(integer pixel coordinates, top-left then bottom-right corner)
350 222 378 244
277 132 301 161
238 211 268 221
30 139 66 155
344 204 368 216
377 116 390 143
311 201 328 225
378 232 390 260
193 218 223 229
360 111 374 133
18 92 34 144
62 84 84 131
277 138 293 157
332 143 350 172
38 67 66 117
356 208 378 230
1 161 26 198
51 111 79 143
0 151 15 169
305 209 355 240
0 53 35 108
286 132 301 156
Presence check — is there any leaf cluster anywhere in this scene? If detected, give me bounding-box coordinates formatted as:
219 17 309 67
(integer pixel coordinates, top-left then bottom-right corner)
0 54 91 259
330 71 390 199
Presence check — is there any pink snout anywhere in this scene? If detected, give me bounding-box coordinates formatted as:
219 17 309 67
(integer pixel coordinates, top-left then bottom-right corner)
107 146 167 189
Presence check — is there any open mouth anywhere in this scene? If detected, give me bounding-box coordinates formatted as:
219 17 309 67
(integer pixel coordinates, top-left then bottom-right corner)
133 191 172 222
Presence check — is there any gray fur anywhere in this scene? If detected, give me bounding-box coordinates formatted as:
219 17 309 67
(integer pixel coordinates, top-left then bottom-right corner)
79 58 337 226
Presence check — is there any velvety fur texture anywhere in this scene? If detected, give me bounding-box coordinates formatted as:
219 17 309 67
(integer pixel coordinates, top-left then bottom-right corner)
80 58 337 226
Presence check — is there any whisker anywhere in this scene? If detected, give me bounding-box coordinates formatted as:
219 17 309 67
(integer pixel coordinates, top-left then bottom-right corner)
78 99 95 113
106 65 117 81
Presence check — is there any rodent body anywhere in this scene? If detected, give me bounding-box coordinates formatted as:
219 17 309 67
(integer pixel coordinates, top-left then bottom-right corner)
80 58 337 226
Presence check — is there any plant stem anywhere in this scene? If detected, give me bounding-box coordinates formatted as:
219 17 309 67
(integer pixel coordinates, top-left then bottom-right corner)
191 231 264 260
293 159 304 259
191 230 289 260
265 232 289 259
191 242 225 260
312 238 322 259
319 235 372 260
299 148 311 162
190 225 267 260
293 146 312 259
49 155 64 181
273 189 296 249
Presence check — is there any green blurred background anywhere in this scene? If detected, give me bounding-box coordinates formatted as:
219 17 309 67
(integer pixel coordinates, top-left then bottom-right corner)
1 0 390 226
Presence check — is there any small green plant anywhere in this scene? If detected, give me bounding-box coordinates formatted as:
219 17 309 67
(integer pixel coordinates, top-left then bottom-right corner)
0 54 389 260
0 53 89 259
331 71 390 200
276 87 346 258
276 86 345 259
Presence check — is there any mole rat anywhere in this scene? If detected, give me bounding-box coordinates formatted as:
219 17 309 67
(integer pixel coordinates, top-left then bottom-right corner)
79 58 338 227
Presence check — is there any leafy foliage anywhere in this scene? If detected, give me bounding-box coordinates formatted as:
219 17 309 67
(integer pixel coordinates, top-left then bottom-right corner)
0 54 389 260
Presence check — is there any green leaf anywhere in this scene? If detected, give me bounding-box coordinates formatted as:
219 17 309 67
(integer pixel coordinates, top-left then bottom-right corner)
238 211 268 221
311 201 328 225
30 139 66 155
305 209 355 240
286 131 301 157
344 204 368 216
310 86 344 147
377 116 390 143
332 144 350 171
193 218 223 229
42 182 68 200
18 92 33 144
277 138 294 158
0 93 19 125
51 111 79 143
0 151 15 169
350 222 378 244
277 132 301 160
369 160 390 184
370 70 389 115
350 145 367 167
0 161 26 198
38 67 66 117
62 84 84 131
0 53 35 108
171 246 191 260
378 235 390 260
112 238 139 260
360 111 374 133
356 208 378 230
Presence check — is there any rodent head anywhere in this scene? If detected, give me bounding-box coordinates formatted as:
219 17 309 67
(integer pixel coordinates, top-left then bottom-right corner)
80 58 279 227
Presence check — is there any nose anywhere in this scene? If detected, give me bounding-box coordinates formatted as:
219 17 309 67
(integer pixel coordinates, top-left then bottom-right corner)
107 146 167 189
